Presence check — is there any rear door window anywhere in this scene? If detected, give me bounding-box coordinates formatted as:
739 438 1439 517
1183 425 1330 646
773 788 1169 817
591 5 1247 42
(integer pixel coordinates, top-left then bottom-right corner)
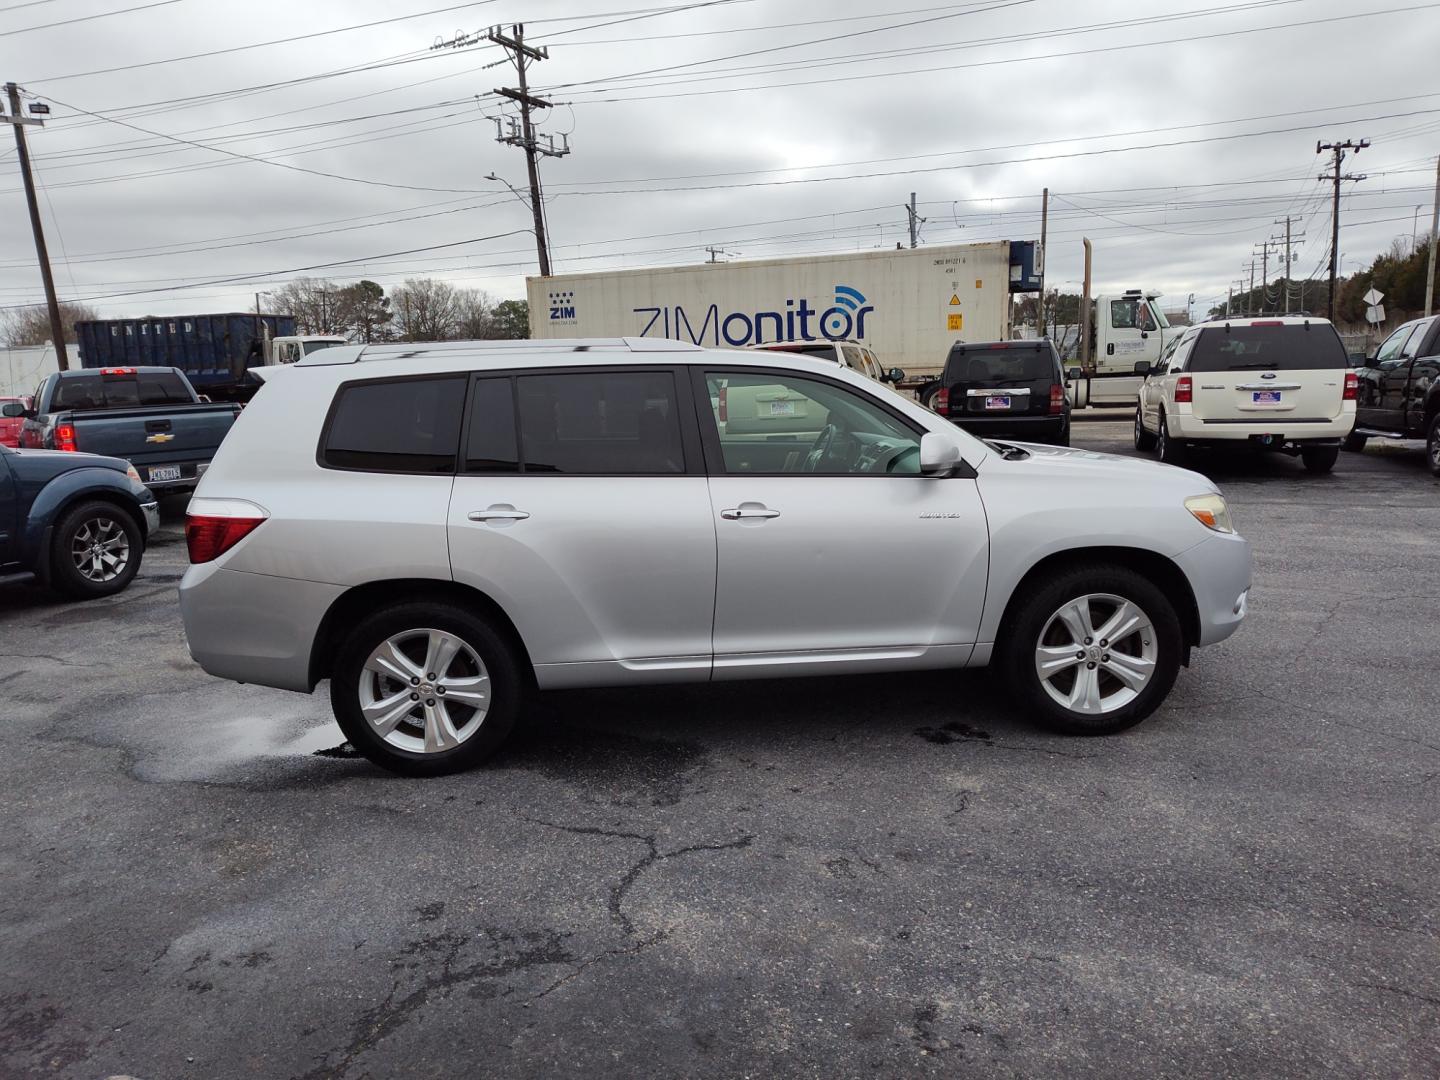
515 370 685 475
323 376 466 472
1188 325 1347 372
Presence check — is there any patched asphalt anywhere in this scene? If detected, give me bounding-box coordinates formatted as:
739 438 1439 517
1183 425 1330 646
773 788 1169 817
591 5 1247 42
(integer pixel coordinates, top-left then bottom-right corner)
1 425 1437 1078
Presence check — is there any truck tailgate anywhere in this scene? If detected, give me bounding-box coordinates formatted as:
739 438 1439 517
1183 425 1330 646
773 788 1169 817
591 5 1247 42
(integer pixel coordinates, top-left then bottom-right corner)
71 404 240 468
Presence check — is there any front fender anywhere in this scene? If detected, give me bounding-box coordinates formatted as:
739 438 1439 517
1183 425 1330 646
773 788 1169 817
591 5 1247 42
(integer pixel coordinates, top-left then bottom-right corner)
21 469 148 568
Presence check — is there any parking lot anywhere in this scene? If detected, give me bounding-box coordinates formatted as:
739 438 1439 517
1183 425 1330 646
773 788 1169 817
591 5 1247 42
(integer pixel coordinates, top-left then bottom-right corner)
2 422 1437 1078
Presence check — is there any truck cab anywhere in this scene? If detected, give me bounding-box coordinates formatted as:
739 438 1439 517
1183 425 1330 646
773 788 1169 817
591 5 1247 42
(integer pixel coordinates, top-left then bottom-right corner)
1069 291 1181 407
268 336 349 365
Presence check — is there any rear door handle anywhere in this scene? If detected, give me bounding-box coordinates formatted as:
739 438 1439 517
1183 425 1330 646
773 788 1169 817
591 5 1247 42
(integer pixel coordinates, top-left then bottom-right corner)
468 507 530 522
720 506 780 520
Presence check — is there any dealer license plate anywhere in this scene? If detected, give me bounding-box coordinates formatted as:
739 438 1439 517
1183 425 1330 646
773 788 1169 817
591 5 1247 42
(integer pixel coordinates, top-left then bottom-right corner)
148 465 181 483
765 400 796 417
984 395 1011 410
1251 390 1282 404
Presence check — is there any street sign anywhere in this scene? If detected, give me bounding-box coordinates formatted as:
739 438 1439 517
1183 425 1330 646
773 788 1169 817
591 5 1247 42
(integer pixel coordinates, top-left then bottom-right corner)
1363 287 1384 306
1365 303 1386 325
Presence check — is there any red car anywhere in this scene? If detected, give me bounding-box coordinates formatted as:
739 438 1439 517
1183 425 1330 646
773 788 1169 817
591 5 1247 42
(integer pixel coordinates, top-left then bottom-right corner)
0 396 31 448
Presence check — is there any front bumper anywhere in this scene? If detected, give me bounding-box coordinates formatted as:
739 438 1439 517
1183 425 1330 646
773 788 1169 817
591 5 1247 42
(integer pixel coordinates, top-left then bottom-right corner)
1172 530 1252 647
140 499 160 538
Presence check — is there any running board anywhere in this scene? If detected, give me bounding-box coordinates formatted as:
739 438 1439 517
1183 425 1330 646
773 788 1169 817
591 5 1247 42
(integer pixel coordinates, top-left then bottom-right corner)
1353 427 1408 439
0 570 37 588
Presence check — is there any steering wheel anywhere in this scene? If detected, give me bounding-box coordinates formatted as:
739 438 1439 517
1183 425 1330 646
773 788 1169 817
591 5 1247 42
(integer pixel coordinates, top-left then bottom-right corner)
802 423 839 472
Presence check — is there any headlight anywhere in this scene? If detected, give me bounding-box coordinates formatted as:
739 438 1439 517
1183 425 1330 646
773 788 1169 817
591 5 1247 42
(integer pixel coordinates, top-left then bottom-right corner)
1185 493 1234 534
125 464 143 484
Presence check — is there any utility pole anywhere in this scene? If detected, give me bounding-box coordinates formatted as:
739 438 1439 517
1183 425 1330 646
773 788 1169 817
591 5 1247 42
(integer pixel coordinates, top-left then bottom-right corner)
904 192 925 249
434 24 571 277
1425 154 1439 318
1272 217 1303 314
3 82 68 369
1248 258 1256 313
1252 239 1280 314
1079 238 1093 370
1317 138 1369 321
1037 187 1049 338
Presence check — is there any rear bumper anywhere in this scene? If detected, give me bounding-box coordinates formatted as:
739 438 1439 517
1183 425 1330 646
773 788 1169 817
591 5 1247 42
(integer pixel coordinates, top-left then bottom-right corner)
179 563 344 692
1173 530 1252 648
1168 409 1353 444
945 414 1067 439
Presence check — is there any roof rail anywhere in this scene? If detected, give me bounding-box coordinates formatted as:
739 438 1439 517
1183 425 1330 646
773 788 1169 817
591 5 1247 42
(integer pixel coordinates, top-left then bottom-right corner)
295 337 705 366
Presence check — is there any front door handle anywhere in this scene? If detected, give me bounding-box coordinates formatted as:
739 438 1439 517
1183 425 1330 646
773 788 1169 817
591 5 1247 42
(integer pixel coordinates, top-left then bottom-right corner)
720 506 780 521
469 506 530 522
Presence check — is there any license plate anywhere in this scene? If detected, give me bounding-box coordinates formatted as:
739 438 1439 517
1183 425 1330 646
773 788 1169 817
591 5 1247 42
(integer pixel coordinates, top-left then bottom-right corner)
764 400 796 417
148 465 181 483
1251 390 1282 404
984 395 1011 410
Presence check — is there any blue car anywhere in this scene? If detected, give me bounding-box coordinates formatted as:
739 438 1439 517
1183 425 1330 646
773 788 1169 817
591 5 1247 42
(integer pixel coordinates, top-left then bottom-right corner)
0 439 160 599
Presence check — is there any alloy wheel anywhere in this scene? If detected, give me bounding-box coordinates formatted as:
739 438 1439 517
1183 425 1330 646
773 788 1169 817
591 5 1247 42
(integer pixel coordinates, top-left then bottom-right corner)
358 628 491 754
1034 592 1158 715
70 516 131 583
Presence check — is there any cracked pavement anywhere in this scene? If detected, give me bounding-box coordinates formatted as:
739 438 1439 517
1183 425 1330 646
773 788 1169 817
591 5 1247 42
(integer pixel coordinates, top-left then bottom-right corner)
1 425 1436 1077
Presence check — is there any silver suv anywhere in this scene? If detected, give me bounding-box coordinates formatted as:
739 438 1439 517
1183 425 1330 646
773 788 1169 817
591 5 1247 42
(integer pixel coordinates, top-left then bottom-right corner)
179 338 1250 775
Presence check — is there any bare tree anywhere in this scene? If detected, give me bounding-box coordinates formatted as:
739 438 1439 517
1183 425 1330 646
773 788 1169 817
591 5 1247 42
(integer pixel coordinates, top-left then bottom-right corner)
269 278 348 335
0 300 100 346
453 287 496 339
391 278 463 341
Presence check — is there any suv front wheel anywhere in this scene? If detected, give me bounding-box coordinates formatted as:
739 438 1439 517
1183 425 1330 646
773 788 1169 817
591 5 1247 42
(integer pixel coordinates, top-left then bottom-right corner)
331 602 522 775
999 564 1182 735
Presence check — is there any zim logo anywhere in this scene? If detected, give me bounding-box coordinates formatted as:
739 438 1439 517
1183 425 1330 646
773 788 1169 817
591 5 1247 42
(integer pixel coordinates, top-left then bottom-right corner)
548 289 576 321
635 284 874 347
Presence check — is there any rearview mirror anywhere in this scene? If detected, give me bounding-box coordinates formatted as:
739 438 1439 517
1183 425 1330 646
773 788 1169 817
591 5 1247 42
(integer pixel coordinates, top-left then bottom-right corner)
1 402 27 419
886 367 905 384
1134 360 1152 375
919 432 963 476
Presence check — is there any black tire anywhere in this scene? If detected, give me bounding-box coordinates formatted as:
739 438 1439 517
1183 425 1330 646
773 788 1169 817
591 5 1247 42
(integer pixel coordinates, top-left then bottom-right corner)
1052 423 1071 447
1156 412 1186 465
1133 408 1157 451
1427 413 1440 478
330 601 523 776
49 500 143 599
1301 446 1339 474
1341 431 1368 453
998 562 1183 736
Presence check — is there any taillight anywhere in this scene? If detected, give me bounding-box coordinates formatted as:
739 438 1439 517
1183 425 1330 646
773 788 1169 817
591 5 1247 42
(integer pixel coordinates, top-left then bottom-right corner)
934 387 950 415
1049 384 1065 414
1175 376 1193 403
1343 372 1357 401
184 499 268 563
54 422 77 452
717 385 728 422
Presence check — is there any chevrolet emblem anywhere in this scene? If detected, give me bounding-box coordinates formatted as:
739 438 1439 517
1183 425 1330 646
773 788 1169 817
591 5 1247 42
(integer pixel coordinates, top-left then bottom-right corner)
145 433 175 443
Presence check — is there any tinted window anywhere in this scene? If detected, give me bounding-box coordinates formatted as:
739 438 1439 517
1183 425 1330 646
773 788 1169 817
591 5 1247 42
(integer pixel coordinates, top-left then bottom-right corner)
945 345 1055 383
516 371 683 474
464 377 519 473
1372 324 1413 367
1188 325 1347 372
137 372 193 404
323 376 465 472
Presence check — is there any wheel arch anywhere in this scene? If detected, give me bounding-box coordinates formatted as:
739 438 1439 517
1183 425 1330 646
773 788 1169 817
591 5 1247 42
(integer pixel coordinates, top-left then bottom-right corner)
993 546 1201 657
307 578 536 691
30 486 147 579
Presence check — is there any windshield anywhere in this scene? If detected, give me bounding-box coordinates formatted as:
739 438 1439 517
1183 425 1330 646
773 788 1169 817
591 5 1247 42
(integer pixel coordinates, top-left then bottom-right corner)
303 340 344 355
1189 325 1346 372
1148 302 1170 328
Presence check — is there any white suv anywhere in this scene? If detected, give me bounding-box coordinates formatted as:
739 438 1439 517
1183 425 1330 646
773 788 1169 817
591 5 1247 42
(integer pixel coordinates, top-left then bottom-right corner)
750 339 903 385
179 338 1249 775
1135 316 1356 473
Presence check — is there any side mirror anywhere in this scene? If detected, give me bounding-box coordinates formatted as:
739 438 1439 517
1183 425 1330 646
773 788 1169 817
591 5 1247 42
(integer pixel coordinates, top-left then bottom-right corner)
1134 360 1152 375
1 402 28 419
1066 367 1082 382
886 367 905 384
919 432 963 477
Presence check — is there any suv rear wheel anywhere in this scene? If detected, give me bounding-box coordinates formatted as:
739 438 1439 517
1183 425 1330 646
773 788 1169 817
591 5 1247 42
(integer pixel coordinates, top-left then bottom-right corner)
50 500 142 599
331 602 522 775
1342 432 1368 453
1301 445 1339 474
1156 413 1186 465
1427 413 1440 478
999 563 1182 735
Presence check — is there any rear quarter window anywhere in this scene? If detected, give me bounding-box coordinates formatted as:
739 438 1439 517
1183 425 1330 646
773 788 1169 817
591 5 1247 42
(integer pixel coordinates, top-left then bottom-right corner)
1189 324 1347 372
322 376 466 473
945 346 1056 383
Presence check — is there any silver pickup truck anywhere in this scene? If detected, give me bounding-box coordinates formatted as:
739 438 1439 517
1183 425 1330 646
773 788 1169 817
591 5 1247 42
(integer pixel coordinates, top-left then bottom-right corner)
13 366 241 494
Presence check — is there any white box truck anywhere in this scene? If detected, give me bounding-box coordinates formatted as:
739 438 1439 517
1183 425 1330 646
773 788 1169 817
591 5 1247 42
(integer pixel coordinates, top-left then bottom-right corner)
526 241 1042 378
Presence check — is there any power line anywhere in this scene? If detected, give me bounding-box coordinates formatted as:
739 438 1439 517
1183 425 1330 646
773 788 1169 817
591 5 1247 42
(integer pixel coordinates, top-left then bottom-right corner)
8 0 183 35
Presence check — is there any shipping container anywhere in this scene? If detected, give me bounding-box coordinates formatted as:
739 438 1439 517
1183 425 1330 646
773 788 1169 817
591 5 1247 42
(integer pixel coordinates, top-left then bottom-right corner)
74 314 297 398
526 241 1041 377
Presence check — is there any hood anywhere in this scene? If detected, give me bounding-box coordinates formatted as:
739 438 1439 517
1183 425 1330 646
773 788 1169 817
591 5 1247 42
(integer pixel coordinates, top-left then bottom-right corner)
979 440 1219 494
3 446 131 484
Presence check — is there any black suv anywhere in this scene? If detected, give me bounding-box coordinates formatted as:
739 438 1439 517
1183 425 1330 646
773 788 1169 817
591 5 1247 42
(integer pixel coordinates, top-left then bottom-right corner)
1346 314 1440 475
930 340 1070 445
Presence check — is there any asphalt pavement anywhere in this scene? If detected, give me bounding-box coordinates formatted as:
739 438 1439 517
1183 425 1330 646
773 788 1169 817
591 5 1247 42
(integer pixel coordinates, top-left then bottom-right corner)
1 424 1437 1079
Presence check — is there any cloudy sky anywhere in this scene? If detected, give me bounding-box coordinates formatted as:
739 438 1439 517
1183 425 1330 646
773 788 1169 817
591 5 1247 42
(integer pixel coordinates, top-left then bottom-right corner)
2 0 1438 324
